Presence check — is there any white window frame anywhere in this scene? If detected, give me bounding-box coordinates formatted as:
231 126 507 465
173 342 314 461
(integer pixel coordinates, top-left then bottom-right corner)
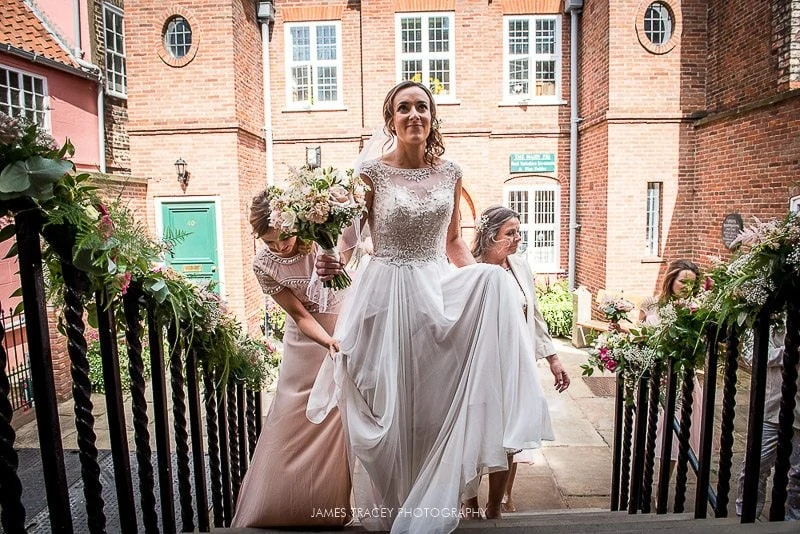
505 184 560 272
502 15 562 105
645 182 662 257
0 64 50 130
790 195 800 213
395 12 456 102
103 4 126 97
284 21 344 110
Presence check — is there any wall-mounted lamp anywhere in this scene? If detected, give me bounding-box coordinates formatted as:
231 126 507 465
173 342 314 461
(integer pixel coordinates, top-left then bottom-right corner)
306 145 321 169
175 157 189 189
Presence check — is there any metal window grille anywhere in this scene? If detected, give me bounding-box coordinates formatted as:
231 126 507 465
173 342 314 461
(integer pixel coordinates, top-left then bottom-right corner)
0 66 48 127
507 187 559 269
1 308 33 412
165 16 192 58
644 2 673 46
103 5 126 95
645 182 662 257
398 13 454 96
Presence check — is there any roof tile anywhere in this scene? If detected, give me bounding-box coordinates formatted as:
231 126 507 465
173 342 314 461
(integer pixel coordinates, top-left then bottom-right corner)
0 0 80 70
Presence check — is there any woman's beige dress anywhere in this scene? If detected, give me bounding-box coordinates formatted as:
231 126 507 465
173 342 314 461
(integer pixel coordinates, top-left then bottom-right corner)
231 247 351 527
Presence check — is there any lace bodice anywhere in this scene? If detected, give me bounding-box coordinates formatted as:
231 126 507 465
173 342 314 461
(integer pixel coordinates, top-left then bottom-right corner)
360 159 461 266
253 247 325 313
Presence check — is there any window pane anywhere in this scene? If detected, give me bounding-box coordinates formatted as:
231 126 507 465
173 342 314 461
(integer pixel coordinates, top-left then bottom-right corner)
401 60 423 81
428 16 449 53
535 60 556 96
291 27 310 61
645 182 661 256
508 19 529 55
508 59 529 95
291 65 311 103
535 18 556 55
534 190 555 224
429 59 450 95
508 191 529 224
316 25 337 61
532 230 555 265
401 18 422 54
316 66 337 101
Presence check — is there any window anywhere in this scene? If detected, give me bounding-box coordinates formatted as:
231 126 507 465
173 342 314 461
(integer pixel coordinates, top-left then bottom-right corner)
643 2 673 46
0 66 48 128
103 5 126 96
395 13 455 99
503 15 561 104
506 185 559 271
285 22 343 109
645 182 662 257
791 196 800 213
164 16 192 59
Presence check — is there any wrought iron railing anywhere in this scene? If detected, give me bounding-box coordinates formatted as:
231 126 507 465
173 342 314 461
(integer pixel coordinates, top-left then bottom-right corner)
0 308 32 412
0 210 263 533
610 301 799 522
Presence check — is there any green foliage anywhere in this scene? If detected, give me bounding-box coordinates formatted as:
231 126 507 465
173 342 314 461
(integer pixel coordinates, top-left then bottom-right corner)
536 278 573 338
87 338 152 394
266 300 286 342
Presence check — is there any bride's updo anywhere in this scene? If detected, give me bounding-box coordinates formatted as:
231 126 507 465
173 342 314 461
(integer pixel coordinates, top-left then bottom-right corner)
382 80 445 167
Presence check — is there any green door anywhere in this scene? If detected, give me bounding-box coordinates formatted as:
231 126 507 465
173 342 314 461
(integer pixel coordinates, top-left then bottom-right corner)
161 201 220 288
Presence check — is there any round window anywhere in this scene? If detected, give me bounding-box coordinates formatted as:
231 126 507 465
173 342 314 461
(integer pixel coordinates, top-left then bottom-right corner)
164 16 193 59
643 2 673 46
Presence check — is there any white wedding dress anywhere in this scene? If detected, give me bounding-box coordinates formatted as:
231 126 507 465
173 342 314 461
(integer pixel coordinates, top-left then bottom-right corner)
308 159 553 534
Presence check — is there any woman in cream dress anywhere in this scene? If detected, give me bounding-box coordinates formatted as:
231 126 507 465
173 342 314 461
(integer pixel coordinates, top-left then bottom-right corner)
231 191 352 527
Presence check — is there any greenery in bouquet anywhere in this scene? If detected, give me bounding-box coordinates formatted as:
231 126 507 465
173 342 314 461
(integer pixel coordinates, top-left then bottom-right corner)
598 294 635 325
707 212 800 330
581 327 660 404
269 165 369 289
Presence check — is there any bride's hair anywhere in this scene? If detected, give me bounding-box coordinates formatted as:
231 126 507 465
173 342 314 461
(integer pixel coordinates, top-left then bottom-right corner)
250 189 312 254
382 80 445 167
471 205 520 259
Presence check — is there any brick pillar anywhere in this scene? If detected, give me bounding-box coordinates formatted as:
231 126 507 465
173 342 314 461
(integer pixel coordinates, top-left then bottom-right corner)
47 305 72 401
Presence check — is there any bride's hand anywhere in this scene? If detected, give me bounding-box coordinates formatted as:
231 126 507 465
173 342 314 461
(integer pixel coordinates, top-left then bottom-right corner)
316 253 344 282
328 339 340 358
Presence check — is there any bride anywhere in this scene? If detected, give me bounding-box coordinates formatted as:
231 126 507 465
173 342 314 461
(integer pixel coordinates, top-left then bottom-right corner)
308 80 553 534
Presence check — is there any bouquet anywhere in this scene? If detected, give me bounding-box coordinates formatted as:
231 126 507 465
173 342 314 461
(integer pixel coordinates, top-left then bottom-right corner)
270 165 369 289
598 294 635 325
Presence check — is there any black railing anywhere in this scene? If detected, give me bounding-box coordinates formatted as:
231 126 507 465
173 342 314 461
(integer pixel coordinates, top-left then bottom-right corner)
610 303 799 522
0 215 263 533
0 308 33 412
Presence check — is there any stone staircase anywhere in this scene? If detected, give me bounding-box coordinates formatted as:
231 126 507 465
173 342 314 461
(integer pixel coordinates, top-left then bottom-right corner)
221 509 798 533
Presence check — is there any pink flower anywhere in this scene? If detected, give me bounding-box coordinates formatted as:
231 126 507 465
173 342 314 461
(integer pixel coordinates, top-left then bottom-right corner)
704 276 714 291
689 302 699 314
599 347 609 358
605 360 618 372
98 214 114 240
120 272 132 295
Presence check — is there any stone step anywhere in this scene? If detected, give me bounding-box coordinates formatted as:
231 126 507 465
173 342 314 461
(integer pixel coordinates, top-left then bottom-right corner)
218 509 798 534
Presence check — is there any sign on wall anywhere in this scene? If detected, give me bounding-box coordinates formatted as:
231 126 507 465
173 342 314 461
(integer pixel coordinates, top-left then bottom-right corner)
721 213 744 249
509 153 556 173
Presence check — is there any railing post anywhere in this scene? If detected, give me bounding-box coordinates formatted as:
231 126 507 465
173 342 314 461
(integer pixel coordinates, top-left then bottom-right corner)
741 308 771 523
217 380 233 525
770 300 799 521
185 349 210 531
61 263 106 533
610 374 624 511
656 358 678 514
629 373 650 514
620 398 635 511
147 309 176 534
0 301 26 533
122 285 158 533
15 209 72 533
203 362 224 527
695 324 720 518
95 287 137 534
167 324 195 532
641 368 662 513
237 381 248 480
674 367 696 513
715 325 740 517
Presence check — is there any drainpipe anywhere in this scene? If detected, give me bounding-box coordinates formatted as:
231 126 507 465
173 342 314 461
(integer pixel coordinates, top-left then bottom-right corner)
72 0 105 173
257 1 276 186
73 0 82 57
565 0 583 291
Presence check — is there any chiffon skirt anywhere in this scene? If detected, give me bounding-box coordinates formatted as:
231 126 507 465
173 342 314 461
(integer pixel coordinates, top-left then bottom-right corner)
308 259 553 534
232 313 351 527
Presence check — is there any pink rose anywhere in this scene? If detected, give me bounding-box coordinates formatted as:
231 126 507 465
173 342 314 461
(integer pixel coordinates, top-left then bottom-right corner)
605 360 618 372
120 272 132 295
328 185 351 207
599 347 609 358
704 276 714 291
98 214 114 240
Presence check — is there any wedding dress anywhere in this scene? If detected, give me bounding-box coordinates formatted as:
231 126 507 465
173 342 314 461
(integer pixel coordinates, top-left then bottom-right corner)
308 159 553 534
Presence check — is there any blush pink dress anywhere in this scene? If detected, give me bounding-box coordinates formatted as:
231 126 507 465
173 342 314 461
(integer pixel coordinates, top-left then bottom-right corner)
231 246 351 527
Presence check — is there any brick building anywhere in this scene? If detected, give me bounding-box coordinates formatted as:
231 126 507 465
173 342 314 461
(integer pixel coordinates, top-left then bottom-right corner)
120 0 798 330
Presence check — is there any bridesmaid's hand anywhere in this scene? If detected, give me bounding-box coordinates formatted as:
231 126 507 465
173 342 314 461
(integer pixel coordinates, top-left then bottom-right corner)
328 339 340 359
316 254 344 282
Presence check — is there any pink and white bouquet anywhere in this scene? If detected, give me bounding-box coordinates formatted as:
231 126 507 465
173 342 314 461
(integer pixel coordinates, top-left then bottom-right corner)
598 294 635 325
269 165 369 289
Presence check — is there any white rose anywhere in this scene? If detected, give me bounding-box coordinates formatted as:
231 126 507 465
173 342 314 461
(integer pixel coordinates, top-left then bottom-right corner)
280 210 297 231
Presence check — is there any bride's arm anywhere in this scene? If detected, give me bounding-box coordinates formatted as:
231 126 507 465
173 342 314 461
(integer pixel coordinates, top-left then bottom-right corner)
319 174 374 277
445 178 476 267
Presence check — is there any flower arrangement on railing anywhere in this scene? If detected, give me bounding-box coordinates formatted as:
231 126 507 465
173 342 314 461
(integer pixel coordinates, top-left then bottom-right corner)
0 112 278 389
269 165 369 289
581 326 660 404
707 212 800 330
598 294 635 327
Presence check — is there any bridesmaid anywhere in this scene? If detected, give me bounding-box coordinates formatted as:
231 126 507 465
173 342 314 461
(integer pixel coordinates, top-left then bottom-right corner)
231 190 352 527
